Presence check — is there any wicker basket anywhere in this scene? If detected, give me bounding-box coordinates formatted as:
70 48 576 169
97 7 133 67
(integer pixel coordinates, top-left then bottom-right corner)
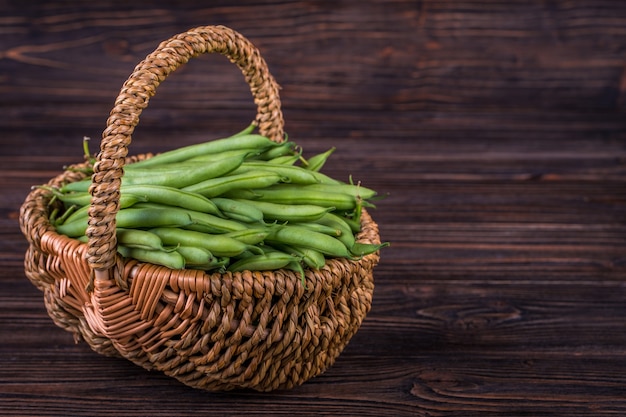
19 25 380 392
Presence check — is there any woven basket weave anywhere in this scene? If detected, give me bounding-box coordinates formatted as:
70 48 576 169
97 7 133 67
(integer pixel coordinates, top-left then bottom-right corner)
19 25 380 392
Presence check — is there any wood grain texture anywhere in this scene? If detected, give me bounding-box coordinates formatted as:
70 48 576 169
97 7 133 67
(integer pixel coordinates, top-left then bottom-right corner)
1 1 625 416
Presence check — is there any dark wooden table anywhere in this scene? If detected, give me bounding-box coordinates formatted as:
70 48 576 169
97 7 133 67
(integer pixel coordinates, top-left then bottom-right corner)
2 2 625 416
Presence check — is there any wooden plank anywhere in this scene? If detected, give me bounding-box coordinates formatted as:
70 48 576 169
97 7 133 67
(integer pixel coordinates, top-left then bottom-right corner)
2 272 626 416
1 1 625 130
1 1 625 416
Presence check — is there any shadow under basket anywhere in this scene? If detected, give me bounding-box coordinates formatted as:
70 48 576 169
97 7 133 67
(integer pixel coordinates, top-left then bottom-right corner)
18 25 381 392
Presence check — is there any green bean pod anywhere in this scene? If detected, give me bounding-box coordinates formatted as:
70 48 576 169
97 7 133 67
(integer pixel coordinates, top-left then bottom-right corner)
266 153 301 165
122 153 247 187
149 227 249 258
303 147 335 172
55 206 195 238
116 228 167 251
266 225 352 258
121 184 222 217
307 170 344 185
59 178 91 193
53 218 88 237
245 185 358 211
53 205 79 225
336 213 362 234
182 170 284 198
185 257 230 272
59 163 228 193
227 251 300 273
350 242 390 257
59 153 246 193
126 134 279 169
184 148 260 163
38 186 92 207
316 212 358 248
56 193 147 225
223 228 270 245
272 243 326 270
294 221 342 237
295 182 378 200
234 199 333 223
211 197 265 224
116 207 196 229
175 245 215 266
230 162 321 185
133 203 247 233
117 245 185 269
251 141 297 161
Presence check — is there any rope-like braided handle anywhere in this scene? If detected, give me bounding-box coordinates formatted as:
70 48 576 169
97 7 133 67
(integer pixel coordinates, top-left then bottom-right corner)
86 25 284 273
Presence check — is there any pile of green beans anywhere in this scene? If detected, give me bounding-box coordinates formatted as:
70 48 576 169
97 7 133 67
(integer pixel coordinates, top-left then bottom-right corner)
44 125 387 284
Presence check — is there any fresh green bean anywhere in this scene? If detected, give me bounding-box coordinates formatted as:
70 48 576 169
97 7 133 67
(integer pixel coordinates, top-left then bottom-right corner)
54 218 88 237
227 251 300 273
303 147 335 172
243 185 358 211
184 256 230 272
182 170 284 198
117 245 185 269
116 207 196 229
116 228 168 251
56 207 195 237
126 134 279 169
230 162 321 185
318 212 356 234
234 199 333 223
228 248 306 284
223 228 269 245
122 154 246 187
307 170 344 185
266 225 352 258
251 141 297 161
211 197 265 224
266 153 301 165
59 155 245 193
60 162 230 193
294 221 342 237
349 242 390 258
59 178 91 194
316 212 358 248
48 207 59 224
57 193 146 225
272 243 326 269
220 189 262 200
298 247 326 269
121 184 222 217
38 186 91 207
294 182 377 200
54 205 78 225
337 213 362 234
56 191 92 207
175 245 215 266
149 227 250 258
287 260 307 285
184 148 260 163
132 202 248 233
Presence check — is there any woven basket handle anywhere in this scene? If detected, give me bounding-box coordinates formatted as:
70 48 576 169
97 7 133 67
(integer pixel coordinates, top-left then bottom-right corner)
86 25 284 273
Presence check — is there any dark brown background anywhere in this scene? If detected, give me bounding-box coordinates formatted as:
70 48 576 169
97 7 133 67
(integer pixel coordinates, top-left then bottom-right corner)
1 1 625 416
